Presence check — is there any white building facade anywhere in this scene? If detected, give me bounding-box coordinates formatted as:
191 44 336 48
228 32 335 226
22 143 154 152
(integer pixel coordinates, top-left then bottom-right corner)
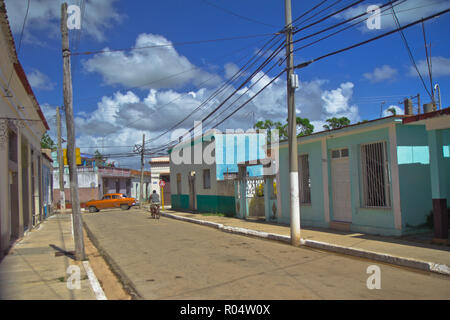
0 1 50 258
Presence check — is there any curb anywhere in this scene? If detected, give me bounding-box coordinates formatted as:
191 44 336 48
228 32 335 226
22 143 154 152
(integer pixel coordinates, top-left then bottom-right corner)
161 212 450 276
82 261 107 300
83 221 144 300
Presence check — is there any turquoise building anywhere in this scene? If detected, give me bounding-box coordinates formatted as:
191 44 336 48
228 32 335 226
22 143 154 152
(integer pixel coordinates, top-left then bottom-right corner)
170 130 267 215
274 110 450 236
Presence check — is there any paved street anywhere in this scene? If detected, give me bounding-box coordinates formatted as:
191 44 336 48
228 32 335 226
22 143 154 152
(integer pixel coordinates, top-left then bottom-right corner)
83 209 450 300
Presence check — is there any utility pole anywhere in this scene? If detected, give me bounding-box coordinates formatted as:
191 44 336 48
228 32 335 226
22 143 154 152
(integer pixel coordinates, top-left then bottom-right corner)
417 93 421 114
56 106 65 211
285 0 301 246
61 2 85 261
139 134 145 208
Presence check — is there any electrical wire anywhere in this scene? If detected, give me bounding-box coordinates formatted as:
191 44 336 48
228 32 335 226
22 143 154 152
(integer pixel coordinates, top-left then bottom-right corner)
390 3 433 99
293 8 450 70
5 0 30 92
71 33 278 56
198 0 278 28
292 0 405 53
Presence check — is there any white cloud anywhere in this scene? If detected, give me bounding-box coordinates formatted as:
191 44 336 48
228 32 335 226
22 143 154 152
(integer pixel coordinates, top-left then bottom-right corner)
363 65 398 83
336 0 450 32
27 69 55 91
83 33 222 89
5 0 122 42
382 105 404 117
409 56 450 78
46 72 362 168
224 63 240 80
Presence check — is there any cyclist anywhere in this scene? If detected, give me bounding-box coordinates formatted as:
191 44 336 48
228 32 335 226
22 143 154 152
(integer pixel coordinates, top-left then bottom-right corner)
150 190 160 219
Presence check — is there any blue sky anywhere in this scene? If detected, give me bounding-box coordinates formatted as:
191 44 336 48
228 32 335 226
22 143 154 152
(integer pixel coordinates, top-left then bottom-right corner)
5 0 450 168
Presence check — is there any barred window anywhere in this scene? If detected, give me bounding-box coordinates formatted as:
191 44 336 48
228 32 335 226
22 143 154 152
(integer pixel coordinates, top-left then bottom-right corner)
203 169 211 189
177 173 182 195
360 142 390 207
298 154 311 204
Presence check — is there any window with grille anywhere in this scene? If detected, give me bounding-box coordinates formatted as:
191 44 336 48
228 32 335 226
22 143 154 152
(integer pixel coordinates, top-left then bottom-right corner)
360 141 390 207
298 154 311 204
203 169 211 189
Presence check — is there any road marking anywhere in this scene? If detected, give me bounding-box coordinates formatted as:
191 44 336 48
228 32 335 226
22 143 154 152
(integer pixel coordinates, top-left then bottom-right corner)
83 261 107 300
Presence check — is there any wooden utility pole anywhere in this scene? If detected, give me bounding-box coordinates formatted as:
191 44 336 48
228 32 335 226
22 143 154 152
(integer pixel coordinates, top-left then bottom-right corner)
139 134 145 208
285 0 301 246
61 2 85 261
56 106 65 211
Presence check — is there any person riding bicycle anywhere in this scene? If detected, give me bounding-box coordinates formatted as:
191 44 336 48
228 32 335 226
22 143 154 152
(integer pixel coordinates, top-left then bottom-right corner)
150 190 160 217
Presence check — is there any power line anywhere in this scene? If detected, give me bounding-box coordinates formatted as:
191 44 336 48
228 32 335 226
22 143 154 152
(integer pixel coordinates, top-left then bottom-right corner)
390 3 433 99
144 36 285 145
292 0 405 53
293 0 365 34
73 34 275 104
78 35 281 141
292 0 404 46
291 0 330 25
5 0 30 93
198 0 278 28
71 33 277 56
294 8 450 70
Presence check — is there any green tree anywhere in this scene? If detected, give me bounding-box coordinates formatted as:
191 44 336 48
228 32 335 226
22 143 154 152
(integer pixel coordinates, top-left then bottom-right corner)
254 119 285 142
387 107 397 116
93 150 106 167
40 132 56 150
323 117 351 130
254 117 314 141
296 117 314 137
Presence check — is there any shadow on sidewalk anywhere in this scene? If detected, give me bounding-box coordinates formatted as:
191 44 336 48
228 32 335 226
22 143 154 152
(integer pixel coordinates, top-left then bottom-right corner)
170 210 450 253
49 244 76 260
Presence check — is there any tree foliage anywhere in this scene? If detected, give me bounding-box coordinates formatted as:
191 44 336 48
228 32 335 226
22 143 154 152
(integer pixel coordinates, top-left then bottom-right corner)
323 117 351 130
40 132 56 150
254 117 314 141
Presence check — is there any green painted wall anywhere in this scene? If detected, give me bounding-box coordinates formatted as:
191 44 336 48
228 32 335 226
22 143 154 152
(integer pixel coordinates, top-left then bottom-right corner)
278 140 327 227
196 194 236 216
327 127 396 232
171 194 189 210
279 126 403 235
396 124 433 228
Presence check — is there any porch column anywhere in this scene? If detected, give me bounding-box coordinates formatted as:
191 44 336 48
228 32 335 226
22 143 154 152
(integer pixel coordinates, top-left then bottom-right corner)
16 125 24 237
0 120 9 254
321 138 330 224
26 144 33 232
264 177 272 221
428 129 448 239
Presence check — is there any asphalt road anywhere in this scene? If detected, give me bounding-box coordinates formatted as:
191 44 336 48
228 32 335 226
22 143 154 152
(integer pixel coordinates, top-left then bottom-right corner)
83 209 450 300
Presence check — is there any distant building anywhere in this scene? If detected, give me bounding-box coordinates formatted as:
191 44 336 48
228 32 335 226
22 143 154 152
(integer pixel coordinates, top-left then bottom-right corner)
51 151 151 206
149 156 170 206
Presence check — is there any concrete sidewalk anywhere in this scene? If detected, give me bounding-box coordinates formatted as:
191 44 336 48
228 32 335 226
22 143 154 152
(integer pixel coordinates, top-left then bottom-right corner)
162 210 450 276
0 214 97 300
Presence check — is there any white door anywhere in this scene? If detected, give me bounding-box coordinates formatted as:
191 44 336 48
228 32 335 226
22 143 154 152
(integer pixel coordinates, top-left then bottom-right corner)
331 150 352 222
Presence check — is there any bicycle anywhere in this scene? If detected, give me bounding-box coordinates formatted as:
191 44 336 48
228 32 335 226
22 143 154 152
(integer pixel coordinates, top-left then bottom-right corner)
150 202 160 219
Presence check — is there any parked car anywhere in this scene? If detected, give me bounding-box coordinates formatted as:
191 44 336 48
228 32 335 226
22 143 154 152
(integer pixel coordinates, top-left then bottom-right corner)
86 193 136 213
